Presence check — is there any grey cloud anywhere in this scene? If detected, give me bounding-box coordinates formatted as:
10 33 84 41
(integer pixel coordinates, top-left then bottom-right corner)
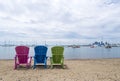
0 0 120 43
104 0 120 5
0 30 28 38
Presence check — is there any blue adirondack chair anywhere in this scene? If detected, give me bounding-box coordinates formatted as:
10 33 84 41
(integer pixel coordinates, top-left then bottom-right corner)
33 46 48 69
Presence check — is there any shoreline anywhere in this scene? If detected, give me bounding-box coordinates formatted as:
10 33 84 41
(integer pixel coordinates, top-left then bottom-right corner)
0 58 120 81
1 57 120 60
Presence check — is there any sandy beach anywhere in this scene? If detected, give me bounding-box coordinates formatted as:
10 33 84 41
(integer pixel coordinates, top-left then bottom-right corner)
0 59 120 81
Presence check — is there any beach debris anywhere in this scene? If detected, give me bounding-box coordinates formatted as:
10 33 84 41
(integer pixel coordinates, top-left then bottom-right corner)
16 79 21 81
0 77 2 80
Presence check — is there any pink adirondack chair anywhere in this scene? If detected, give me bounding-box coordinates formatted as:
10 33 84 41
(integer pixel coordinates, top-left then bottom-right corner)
14 46 32 69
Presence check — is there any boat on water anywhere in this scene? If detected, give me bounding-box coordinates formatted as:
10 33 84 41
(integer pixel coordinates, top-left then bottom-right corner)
105 45 112 48
72 45 80 48
68 45 80 48
105 43 112 48
90 45 95 48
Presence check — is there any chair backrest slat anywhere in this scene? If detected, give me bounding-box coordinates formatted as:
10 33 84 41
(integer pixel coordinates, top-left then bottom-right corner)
34 46 48 63
15 46 29 63
51 46 64 63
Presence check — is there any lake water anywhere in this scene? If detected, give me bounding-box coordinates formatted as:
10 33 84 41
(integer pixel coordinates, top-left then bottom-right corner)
0 46 120 59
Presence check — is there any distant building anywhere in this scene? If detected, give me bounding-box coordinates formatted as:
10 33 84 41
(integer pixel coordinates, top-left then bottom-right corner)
92 41 105 47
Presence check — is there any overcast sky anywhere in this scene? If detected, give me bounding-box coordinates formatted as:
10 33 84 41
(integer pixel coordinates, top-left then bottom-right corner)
0 0 120 44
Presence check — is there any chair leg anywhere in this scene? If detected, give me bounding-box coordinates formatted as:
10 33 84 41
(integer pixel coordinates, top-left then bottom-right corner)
14 64 17 69
62 64 64 69
14 57 17 69
33 59 36 69
50 58 53 69
51 64 53 69
26 64 30 69
33 64 36 69
44 63 47 68
44 65 46 68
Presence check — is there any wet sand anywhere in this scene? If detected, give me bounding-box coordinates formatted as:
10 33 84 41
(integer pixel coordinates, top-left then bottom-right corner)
0 58 120 81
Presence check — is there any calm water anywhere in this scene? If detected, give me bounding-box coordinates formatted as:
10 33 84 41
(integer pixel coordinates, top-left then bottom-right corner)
0 46 120 59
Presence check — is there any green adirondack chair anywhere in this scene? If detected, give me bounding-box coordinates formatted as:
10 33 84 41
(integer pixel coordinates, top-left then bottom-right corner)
50 46 64 68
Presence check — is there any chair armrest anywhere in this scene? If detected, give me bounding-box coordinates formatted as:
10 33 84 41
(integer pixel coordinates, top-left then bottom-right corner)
29 56 33 59
28 56 32 63
46 56 48 59
14 55 17 58
44 56 48 63
50 57 52 60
